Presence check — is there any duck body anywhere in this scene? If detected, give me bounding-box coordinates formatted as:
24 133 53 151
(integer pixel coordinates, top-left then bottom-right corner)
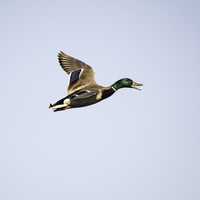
49 51 143 112
49 85 115 112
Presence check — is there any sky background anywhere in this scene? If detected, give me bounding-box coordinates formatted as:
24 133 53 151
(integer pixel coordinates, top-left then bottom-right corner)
0 0 200 200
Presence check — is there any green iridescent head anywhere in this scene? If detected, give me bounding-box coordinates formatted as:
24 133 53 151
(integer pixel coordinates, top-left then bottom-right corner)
112 78 143 91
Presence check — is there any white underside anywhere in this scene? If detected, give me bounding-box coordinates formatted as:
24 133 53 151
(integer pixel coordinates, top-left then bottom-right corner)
51 104 67 109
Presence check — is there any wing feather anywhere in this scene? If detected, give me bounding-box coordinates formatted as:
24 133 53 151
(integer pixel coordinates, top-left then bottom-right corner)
57 51 96 94
58 51 93 74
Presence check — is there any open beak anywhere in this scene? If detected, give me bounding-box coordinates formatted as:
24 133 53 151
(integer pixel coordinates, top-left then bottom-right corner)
131 81 143 90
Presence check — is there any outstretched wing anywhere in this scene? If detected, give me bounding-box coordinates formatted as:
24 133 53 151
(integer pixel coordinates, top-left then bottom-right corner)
58 51 96 94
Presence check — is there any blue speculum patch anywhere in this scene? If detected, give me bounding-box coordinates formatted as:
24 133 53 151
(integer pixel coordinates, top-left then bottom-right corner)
70 69 81 85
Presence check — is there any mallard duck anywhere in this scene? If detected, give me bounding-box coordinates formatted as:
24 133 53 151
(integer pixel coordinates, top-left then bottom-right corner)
49 51 143 112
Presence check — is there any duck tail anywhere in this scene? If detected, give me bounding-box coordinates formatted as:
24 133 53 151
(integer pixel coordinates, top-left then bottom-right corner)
49 103 53 108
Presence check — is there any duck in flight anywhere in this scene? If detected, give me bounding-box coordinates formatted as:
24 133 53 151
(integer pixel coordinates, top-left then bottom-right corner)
49 51 143 112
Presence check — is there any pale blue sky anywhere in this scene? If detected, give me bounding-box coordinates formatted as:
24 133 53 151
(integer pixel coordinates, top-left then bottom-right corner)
0 1 200 200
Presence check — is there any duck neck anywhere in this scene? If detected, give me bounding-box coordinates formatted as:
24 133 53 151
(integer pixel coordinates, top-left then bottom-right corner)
101 80 126 100
101 86 116 100
111 80 124 91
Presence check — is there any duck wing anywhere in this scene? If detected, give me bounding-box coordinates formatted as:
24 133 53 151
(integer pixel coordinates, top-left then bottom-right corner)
58 51 96 94
70 90 97 100
69 90 98 108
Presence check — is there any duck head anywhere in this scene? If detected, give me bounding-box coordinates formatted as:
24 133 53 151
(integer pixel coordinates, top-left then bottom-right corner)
112 78 143 91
